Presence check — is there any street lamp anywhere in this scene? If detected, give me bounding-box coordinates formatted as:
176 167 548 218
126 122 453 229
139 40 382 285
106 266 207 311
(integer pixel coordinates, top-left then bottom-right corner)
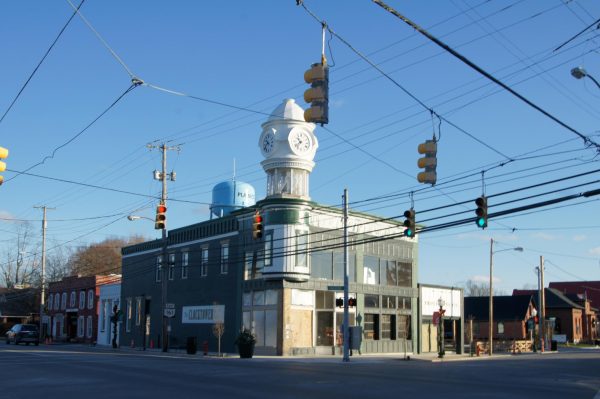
127 213 169 352
571 66 600 90
489 239 523 356
438 297 446 359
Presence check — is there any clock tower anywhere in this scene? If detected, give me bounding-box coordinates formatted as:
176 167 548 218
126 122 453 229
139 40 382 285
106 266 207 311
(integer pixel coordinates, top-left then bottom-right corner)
259 98 318 200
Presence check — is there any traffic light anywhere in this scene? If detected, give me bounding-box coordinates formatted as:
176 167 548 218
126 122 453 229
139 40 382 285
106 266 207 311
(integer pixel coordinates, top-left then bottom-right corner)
336 298 344 307
417 139 437 185
303 62 329 124
0 146 8 185
475 195 488 229
403 208 416 238
348 297 356 307
155 204 167 230
252 212 263 240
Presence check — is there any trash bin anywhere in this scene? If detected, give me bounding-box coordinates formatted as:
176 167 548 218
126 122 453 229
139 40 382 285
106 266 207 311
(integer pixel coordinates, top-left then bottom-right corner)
186 337 197 355
550 340 558 351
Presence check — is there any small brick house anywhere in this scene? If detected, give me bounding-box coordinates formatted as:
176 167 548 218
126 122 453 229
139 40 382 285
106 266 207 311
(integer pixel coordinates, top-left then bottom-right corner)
46 275 120 343
464 295 536 341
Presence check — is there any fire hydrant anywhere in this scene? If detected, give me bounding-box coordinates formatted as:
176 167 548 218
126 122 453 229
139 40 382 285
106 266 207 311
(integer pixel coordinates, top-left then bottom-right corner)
203 340 208 356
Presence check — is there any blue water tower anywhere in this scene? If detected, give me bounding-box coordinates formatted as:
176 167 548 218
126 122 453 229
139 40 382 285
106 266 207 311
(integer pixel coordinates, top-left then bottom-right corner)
211 180 256 218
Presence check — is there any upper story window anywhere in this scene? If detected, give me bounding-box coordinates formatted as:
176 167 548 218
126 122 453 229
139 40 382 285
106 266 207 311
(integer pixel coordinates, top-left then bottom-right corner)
201 248 208 277
79 291 85 309
156 255 162 282
87 290 94 310
296 232 308 268
264 232 273 267
220 244 229 274
61 292 67 310
181 252 189 279
168 254 175 280
70 291 76 308
48 294 53 309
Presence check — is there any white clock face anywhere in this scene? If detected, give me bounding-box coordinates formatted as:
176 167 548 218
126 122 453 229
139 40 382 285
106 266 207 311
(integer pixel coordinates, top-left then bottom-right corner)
262 132 275 154
290 131 312 154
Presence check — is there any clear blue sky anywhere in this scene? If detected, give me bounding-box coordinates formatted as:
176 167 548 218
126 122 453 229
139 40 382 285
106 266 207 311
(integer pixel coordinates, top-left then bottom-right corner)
1 0 599 293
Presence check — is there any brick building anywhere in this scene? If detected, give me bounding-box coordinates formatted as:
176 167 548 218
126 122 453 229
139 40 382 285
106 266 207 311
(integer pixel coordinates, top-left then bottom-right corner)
46 275 120 343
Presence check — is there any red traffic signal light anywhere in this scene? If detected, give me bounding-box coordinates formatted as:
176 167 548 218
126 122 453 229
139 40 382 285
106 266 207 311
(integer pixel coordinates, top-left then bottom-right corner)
155 204 167 230
252 212 263 240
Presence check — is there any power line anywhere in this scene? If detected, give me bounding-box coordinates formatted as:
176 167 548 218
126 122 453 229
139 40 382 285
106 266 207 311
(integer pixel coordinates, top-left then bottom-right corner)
0 0 85 127
5 82 140 183
371 0 600 151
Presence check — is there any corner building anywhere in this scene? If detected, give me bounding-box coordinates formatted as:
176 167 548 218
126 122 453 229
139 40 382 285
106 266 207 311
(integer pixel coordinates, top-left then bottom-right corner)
121 99 418 355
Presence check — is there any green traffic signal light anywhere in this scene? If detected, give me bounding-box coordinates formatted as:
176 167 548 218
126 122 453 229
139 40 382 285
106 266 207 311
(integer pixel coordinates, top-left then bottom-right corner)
403 209 416 238
475 196 488 229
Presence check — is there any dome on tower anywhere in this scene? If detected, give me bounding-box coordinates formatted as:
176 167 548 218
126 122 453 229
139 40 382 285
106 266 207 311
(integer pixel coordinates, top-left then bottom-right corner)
266 98 308 124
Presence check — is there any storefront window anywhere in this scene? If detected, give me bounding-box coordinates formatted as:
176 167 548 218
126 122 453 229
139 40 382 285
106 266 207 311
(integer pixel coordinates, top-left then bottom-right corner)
381 314 395 339
382 296 395 309
317 312 334 346
364 294 379 308
364 314 379 340
316 291 334 309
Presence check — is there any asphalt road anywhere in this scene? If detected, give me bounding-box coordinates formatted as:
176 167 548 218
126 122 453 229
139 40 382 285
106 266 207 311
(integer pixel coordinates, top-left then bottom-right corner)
1 344 599 399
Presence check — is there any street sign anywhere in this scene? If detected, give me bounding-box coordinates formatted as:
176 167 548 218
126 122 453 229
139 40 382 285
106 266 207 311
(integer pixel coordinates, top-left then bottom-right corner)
327 285 344 291
165 303 175 309
164 308 176 318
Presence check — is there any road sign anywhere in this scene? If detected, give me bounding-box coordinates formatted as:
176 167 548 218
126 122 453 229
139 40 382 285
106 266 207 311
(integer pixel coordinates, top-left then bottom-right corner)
165 303 175 309
164 308 176 318
327 285 344 291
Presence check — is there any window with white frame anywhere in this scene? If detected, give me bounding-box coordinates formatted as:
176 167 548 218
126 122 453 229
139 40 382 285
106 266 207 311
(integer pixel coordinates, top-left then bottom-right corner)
77 316 85 337
48 294 53 310
156 255 162 282
135 297 142 326
296 231 308 267
126 298 132 332
70 291 76 307
86 315 93 338
181 252 189 279
221 243 229 274
87 290 94 310
79 291 85 309
54 294 60 310
100 300 106 333
168 253 175 280
201 247 208 277
498 321 504 335
61 292 67 310
264 232 273 267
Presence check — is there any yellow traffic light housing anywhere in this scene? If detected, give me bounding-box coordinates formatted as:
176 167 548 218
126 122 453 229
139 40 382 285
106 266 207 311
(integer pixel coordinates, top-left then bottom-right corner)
252 212 263 240
403 208 416 238
417 140 437 185
303 63 329 124
0 146 8 186
155 204 167 230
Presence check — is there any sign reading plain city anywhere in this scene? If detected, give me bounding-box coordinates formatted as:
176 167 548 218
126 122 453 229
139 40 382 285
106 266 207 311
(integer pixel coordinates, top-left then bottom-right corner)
182 305 225 324
420 286 462 318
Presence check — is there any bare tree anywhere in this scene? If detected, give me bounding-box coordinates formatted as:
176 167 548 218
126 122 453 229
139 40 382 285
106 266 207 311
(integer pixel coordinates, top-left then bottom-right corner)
464 279 507 297
0 222 40 288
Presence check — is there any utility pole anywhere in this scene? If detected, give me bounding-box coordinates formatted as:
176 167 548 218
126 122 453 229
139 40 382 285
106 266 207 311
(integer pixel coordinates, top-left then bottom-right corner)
147 142 179 352
34 205 55 342
489 238 493 356
539 256 545 352
342 188 350 362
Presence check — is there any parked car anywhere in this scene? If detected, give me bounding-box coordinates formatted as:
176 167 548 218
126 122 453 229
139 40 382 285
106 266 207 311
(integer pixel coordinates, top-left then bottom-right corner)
5 324 39 345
